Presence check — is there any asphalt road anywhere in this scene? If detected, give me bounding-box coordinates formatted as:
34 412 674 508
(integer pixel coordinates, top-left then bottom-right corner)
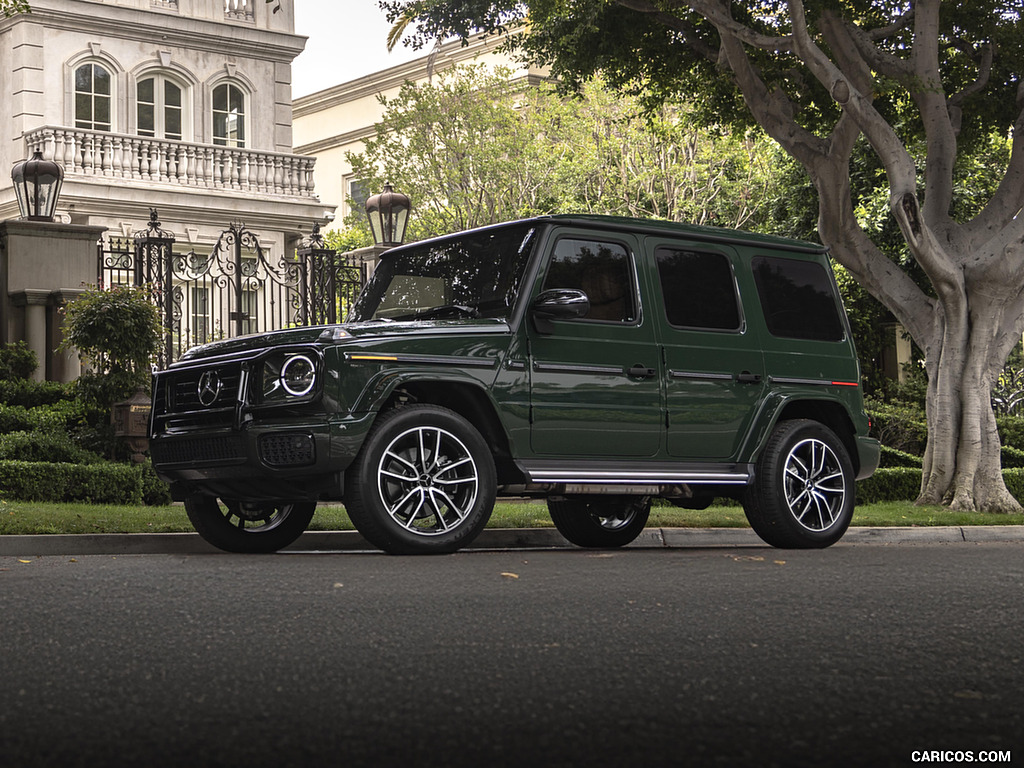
2 544 1021 768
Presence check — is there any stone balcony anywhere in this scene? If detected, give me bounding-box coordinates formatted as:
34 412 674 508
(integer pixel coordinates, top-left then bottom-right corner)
24 126 317 199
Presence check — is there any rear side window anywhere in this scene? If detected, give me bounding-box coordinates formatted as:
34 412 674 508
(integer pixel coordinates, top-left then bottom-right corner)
752 255 844 341
655 247 741 331
542 238 637 323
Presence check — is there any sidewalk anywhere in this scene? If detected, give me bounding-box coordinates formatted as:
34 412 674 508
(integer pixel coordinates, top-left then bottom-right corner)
1 525 1022 556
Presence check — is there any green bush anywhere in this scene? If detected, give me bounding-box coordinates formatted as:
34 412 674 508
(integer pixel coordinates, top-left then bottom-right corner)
140 461 173 506
0 430 103 464
0 378 75 408
997 415 1024 452
60 285 163 408
856 467 922 505
1000 445 1024 469
0 460 143 504
0 341 37 380
878 445 922 468
1002 469 1024 505
866 400 928 455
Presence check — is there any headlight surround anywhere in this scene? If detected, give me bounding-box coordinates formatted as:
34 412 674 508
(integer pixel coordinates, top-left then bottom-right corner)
261 351 320 403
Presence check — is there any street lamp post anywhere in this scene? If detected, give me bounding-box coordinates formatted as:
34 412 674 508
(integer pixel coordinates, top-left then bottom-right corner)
11 150 64 222
365 183 411 247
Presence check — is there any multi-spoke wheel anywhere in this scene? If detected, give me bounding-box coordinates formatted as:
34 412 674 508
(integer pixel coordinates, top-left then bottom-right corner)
345 405 496 554
184 495 316 553
547 496 651 548
743 419 854 548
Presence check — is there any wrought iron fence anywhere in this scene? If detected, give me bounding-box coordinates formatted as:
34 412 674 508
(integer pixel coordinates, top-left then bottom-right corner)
98 210 366 365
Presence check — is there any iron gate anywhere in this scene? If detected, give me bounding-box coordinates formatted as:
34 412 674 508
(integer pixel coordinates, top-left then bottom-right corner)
99 211 366 365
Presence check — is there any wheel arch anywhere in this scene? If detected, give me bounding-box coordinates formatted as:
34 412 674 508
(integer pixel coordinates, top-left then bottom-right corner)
750 396 861 475
373 377 522 485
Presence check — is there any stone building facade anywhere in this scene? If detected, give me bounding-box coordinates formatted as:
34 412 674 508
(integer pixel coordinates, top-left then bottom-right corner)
0 0 332 378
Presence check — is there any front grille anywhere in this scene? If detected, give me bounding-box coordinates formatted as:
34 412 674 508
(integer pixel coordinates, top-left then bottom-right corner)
259 433 316 467
153 362 244 431
151 435 246 466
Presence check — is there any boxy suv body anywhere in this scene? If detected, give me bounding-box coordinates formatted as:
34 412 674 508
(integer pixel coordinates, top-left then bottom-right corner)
150 215 879 554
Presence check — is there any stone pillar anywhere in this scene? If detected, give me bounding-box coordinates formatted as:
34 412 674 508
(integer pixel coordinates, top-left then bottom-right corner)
10 290 49 382
0 220 107 382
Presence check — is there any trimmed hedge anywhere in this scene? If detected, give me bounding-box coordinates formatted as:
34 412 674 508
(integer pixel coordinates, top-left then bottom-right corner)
0 460 143 504
857 467 1024 505
878 445 922 468
0 379 74 408
0 430 103 465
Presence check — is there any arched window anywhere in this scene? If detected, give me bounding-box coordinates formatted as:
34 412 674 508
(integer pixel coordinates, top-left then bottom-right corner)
212 83 245 147
75 63 112 131
138 76 184 140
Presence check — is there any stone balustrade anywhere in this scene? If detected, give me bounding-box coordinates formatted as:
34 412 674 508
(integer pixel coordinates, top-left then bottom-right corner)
24 126 317 199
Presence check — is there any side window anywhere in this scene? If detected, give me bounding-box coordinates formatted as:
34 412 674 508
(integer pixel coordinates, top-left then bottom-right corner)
212 83 246 147
75 63 112 131
542 238 636 323
655 246 741 331
752 255 844 341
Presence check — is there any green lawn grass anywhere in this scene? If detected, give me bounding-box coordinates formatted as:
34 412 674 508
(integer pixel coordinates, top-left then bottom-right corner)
0 498 1020 536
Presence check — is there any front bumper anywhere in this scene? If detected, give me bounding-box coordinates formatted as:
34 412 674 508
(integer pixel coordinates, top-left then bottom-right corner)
150 411 377 503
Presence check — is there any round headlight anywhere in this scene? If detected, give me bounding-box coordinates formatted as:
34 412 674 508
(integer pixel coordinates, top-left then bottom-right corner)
281 355 316 397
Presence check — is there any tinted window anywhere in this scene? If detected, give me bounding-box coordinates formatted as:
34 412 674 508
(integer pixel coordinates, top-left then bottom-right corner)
655 247 740 331
752 255 844 341
542 238 636 323
350 223 538 322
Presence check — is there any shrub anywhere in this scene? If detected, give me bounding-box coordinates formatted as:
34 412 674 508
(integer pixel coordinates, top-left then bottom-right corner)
997 415 1024 452
0 460 143 504
856 467 921 505
878 445 922 468
866 399 928 455
0 430 103 464
1000 445 1024 469
60 285 163 407
140 461 173 506
0 378 75 408
0 341 37 380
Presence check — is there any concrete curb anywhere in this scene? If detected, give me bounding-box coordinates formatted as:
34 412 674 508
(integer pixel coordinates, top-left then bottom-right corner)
1 525 1021 557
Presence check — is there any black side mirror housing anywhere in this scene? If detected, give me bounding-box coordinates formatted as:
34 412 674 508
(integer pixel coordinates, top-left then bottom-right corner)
530 289 590 335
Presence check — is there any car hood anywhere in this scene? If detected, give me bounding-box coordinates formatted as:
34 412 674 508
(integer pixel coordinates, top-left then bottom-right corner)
175 318 511 362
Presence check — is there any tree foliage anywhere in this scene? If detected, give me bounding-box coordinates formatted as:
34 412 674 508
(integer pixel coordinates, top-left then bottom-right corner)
1 0 30 17
346 64 785 241
60 285 163 407
385 1 1024 514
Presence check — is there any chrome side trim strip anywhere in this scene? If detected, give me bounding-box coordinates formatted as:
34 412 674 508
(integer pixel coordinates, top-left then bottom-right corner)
669 370 733 381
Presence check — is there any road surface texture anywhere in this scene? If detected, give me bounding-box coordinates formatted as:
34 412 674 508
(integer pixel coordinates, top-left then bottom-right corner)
2 544 1021 768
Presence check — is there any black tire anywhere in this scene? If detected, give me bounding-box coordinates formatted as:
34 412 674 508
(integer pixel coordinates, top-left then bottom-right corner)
547 495 651 548
743 419 854 549
344 405 497 555
184 495 316 553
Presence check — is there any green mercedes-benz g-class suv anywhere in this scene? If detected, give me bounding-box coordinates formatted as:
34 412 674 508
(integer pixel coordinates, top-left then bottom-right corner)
150 215 879 555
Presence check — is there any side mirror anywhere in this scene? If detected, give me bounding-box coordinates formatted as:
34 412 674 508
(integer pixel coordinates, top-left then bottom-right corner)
530 288 590 335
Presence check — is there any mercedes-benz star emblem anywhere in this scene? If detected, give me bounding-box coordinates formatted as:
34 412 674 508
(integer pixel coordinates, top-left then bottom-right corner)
197 370 223 407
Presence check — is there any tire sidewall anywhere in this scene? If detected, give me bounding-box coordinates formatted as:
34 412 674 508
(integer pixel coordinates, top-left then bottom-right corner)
345 405 497 555
184 495 316 553
748 420 855 548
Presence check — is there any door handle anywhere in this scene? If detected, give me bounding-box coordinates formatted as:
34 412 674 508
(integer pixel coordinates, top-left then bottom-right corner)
627 365 657 379
736 371 763 384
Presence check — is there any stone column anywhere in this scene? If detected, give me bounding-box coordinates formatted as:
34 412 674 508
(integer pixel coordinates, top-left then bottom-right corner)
0 220 107 382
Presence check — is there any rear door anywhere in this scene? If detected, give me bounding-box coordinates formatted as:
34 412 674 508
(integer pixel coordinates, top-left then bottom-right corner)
649 238 767 461
527 229 662 457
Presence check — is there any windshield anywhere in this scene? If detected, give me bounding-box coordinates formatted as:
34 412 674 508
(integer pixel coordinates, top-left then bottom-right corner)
349 222 539 322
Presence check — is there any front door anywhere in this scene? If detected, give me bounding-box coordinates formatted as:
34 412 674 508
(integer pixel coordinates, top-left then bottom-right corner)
528 231 661 457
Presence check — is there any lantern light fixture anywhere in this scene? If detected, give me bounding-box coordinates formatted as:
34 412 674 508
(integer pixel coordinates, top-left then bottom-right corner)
12 150 64 222
365 183 411 247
